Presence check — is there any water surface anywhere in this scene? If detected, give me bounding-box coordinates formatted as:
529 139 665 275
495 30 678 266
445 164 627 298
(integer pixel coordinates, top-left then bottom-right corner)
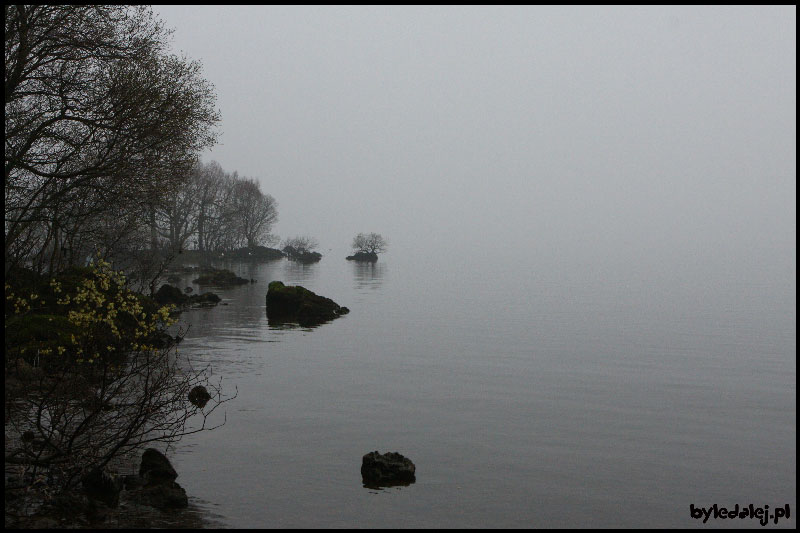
167 250 795 528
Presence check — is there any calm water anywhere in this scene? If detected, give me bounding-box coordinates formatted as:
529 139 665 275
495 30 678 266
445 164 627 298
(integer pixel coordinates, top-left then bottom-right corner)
166 250 795 528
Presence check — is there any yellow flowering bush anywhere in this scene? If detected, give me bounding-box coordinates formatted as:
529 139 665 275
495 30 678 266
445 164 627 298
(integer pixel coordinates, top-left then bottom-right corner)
5 258 177 366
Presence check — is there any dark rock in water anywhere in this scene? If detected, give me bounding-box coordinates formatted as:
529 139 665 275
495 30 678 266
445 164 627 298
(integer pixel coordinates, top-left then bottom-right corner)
184 286 193 293
188 385 212 408
193 268 249 286
346 251 379 262
154 283 220 310
266 281 349 327
361 451 416 488
154 283 186 306
131 448 189 509
194 292 221 306
82 468 123 508
139 448 178 485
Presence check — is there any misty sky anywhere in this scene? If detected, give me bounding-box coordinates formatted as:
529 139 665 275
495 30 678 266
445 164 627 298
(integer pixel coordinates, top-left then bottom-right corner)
152 5 795 282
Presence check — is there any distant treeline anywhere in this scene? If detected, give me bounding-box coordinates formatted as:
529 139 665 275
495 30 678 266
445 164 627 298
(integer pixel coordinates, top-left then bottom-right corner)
153 160 278 256
4 6 281 284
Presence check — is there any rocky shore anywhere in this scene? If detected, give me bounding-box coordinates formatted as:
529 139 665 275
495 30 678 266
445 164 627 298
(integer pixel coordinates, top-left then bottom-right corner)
5 449 202 529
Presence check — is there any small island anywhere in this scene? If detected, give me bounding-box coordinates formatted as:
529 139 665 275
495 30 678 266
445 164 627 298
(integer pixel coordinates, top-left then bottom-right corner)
346 233 387 262
282 236 322 264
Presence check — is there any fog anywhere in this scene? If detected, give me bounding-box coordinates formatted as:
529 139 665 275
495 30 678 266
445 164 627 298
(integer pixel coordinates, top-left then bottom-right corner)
153 6 795 285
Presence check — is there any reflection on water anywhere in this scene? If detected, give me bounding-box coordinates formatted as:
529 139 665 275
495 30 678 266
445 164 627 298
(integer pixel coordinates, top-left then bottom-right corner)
362 479 415 491
351 261 386 291
283 259 318 285
100 498 227 529
165 254 795 528
265 320 316 332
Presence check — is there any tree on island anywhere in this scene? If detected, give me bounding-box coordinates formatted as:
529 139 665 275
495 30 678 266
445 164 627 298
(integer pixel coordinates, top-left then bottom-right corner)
282 236 322 263
347 233 387 262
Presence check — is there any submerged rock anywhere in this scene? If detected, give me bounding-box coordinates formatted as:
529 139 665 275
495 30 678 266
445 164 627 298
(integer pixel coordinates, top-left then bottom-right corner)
266 281 349 327
361 451 416 488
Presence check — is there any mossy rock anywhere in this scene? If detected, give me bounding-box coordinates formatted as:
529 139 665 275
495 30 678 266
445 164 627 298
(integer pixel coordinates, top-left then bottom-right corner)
154 284 186 306
192 269 249 286
266 281 349 327
154 284 221 309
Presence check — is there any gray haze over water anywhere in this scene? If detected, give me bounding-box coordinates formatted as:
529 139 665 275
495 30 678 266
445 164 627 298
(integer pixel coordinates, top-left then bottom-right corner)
151 5 795 527
154 5 795 283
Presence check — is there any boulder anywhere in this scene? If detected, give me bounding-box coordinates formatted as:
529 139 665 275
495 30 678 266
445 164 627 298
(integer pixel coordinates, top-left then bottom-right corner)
154 284 186 306
361 451 416 488
130 448 189 510
266 281 350 327
139 448 178 485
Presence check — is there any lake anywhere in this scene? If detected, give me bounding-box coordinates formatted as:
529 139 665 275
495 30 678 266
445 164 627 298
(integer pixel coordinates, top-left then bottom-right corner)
166 248 795 528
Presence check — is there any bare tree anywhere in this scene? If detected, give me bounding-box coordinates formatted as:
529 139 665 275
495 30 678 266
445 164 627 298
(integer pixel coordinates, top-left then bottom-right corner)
281 235 321 263
352 233 388 254
230 178 278 249
193 161 226 253
282 236 319 255
5 5 220 273
200 170 240 252
155 171 201 254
